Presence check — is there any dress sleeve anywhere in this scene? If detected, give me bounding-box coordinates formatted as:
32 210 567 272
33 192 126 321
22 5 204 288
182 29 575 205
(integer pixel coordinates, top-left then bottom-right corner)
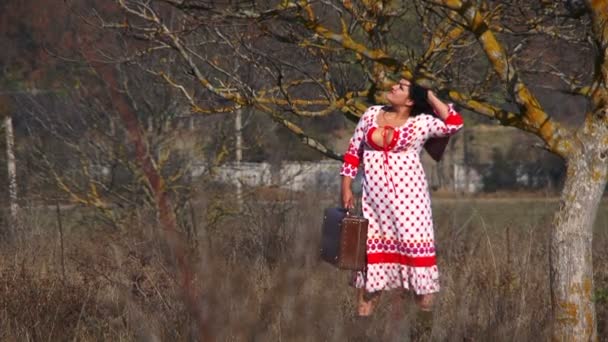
427 103 464 138
340 107 374 179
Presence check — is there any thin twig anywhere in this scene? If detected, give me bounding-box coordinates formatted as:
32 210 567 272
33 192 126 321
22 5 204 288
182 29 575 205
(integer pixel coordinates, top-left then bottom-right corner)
55 202 67 284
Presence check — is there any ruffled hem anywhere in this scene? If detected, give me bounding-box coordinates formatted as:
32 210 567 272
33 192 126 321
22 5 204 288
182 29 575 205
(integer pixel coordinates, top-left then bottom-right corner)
352 262 439 295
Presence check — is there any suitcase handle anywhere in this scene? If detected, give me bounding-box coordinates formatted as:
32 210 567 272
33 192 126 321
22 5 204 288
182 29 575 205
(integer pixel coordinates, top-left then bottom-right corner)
349 196 364 217
344 204 363 217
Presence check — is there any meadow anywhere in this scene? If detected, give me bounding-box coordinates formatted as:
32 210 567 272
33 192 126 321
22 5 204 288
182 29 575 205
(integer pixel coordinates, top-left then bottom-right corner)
0 191 606 341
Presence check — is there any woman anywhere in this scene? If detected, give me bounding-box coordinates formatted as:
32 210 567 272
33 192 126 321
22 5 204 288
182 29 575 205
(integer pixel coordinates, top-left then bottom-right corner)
340 79 463 315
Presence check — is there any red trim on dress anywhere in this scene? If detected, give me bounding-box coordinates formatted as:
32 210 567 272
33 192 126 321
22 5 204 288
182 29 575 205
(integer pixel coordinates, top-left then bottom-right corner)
366 127 399 151
445 113 464 126
343 153 360 167
366 126 400 194
367 253 437 267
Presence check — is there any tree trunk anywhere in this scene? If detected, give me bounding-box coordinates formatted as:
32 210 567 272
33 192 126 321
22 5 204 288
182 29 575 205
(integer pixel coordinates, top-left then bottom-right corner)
551 150 605 341
4 114 18 231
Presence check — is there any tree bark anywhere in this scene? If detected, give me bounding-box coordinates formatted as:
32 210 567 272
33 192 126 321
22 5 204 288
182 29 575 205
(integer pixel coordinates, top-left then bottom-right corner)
551 148 606 341
551 2 608 339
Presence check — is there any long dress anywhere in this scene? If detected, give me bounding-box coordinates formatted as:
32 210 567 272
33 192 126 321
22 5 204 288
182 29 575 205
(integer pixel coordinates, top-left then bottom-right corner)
340 104 464 295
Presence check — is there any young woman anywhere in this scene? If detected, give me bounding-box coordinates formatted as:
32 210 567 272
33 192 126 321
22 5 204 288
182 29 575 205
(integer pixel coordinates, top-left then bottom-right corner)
340 79 464 315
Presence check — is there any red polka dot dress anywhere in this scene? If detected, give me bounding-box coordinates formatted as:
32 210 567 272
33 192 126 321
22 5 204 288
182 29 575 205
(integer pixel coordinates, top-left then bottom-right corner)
340 105 464 295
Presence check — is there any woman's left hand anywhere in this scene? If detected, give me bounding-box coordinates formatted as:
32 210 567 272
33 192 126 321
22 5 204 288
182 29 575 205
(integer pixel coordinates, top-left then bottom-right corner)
342 188 354 209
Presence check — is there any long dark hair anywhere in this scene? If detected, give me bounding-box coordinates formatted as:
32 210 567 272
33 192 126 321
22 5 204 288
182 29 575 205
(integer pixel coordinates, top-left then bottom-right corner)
410 84 433 116
381 82 433 116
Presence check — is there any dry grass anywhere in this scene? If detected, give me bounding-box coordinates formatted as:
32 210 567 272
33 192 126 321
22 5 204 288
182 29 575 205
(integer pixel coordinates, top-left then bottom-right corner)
0 192 607 341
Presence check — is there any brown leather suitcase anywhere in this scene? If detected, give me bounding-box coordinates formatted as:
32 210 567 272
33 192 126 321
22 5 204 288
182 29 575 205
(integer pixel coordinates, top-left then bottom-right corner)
321 208 368 270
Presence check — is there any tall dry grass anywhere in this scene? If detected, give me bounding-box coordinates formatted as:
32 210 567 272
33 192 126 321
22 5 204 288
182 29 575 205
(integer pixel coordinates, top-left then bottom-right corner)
0 191 607 341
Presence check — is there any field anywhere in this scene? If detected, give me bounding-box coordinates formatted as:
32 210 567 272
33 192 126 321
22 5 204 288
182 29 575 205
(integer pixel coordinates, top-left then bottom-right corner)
0 192 607 341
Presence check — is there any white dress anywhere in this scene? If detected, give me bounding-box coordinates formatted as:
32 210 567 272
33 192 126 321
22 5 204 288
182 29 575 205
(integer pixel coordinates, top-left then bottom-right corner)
340 105 463 295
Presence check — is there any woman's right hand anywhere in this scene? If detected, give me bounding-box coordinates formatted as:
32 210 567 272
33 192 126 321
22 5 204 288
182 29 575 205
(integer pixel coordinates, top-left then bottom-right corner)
342 187 354 210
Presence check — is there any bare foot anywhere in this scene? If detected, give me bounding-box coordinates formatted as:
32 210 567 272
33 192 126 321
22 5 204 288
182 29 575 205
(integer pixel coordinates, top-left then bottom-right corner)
357 289 380 316
415 293 435 312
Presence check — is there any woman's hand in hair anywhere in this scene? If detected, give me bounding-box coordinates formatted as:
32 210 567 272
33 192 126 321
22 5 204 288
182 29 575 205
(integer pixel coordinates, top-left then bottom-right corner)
426 90 450 120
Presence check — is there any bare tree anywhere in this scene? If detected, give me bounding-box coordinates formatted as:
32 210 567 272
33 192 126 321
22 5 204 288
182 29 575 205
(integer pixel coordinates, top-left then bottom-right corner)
82 0 607 339
20 57 213 339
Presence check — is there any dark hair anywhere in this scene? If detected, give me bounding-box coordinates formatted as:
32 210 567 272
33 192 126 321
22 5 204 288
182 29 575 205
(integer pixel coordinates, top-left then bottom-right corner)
411 84 433 116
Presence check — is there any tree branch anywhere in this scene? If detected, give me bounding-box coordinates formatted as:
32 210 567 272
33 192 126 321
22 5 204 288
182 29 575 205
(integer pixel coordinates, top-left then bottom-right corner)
450 0 572 156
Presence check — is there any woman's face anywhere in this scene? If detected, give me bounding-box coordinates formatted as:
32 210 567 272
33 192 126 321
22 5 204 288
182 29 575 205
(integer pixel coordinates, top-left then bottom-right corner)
385 79 414 107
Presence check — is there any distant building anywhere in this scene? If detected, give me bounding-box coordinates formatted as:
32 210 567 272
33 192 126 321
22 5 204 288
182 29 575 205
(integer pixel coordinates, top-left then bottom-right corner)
189 124 541 194
194 158 483 194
